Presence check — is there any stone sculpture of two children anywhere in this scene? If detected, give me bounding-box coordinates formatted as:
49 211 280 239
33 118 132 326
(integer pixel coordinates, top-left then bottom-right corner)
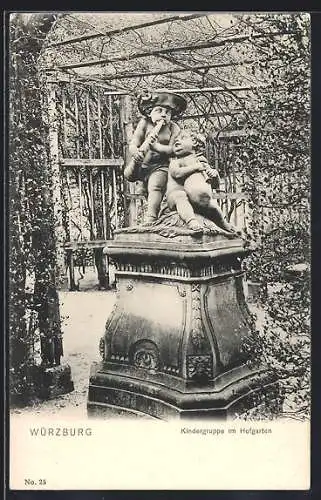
124 91 235 235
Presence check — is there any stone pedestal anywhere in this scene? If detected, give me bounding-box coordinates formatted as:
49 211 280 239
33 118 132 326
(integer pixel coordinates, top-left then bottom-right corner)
88 216 278 420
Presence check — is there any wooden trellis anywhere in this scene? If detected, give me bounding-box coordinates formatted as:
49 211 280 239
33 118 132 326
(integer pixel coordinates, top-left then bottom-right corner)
47 79 127 290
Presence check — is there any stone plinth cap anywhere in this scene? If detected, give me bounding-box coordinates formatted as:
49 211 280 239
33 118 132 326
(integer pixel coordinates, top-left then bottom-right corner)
104 230 248 262
104 211 250 261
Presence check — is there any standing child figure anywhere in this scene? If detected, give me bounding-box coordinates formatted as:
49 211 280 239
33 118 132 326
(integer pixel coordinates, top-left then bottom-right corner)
124 92 187 224
166 130 236 234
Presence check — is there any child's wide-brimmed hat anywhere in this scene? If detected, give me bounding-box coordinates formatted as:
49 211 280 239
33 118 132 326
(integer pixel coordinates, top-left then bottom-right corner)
138 91 187 118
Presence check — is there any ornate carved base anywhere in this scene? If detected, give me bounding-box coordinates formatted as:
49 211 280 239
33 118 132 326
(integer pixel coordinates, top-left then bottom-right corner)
88 362 279 420
88 220 278 420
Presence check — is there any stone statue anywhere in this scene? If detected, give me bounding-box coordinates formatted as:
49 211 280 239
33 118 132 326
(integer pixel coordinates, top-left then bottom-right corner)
166 129 236 235
123 91 238 238
124 91 186 224
88 97 278 420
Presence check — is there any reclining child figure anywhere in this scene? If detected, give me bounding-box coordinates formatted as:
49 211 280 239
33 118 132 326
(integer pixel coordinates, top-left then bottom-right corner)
166 129 236 235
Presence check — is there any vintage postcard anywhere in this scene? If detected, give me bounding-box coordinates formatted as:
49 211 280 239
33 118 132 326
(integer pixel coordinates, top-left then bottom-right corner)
8 11 310 490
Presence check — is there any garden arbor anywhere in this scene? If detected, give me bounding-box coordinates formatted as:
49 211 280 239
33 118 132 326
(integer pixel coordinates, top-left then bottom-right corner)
37 12 307 290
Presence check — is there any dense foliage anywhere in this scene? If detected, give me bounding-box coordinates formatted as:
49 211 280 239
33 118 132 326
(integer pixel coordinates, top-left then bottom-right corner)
9 14 63 404
235 13 310 419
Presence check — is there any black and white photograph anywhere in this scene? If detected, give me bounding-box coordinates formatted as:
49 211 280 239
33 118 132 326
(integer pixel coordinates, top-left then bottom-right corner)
8 11 310 490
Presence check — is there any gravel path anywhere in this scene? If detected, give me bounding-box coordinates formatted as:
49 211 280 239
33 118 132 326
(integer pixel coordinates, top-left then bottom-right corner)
11 290 116 418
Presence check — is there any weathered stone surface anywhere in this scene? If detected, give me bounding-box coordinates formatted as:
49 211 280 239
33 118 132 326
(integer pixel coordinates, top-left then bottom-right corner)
114 209 238 240
36 364 74 400
88 222 278 420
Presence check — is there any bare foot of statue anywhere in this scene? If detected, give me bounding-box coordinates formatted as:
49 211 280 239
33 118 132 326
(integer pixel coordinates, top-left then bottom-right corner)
187 218 204 234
